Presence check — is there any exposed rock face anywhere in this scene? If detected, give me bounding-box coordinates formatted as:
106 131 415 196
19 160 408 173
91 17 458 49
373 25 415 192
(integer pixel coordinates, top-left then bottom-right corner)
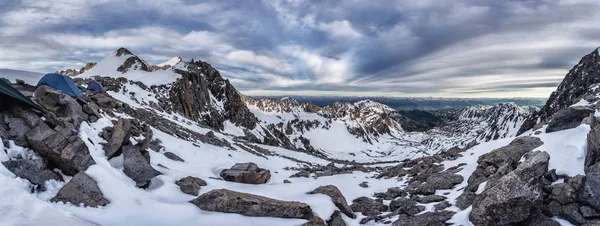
307 185 355 219
392 210 455 226
545 106 594 133
175 176 206 196
586 116 600 170
115 47 151 73
189 189 313 219
580 163 600 210
469 151 550 226
457 136 544 209
103 118 133 159
122 145 161 188
220 162 271 184
350 197 388 217
51 172 109 207
520 48 600 134
389 197 424 216
2 159 62 191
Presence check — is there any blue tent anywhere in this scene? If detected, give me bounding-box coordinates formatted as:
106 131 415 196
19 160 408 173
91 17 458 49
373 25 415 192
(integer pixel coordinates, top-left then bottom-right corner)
37 73 83 98
87 81 104 92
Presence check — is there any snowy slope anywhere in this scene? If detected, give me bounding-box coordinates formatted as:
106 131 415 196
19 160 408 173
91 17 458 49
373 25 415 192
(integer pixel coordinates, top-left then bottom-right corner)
156 57 183 68
0 69 44 85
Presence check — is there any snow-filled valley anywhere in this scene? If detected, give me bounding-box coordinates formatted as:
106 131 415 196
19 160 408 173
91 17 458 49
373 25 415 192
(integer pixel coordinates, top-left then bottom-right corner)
2 47 600 226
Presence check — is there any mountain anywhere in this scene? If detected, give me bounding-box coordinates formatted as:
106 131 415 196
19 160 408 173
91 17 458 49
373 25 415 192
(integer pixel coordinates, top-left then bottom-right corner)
0 47 597 226
0 69 43 84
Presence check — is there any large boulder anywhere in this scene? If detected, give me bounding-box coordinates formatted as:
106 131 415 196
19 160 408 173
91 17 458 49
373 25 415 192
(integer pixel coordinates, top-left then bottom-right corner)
307 185 355 219
103 118 133 159
586 116 600 171
327 211 346 226
392 210 455 226
580 163 600 210
414 171 463 195
389 197 424 216
25 123 95 176
175 176 206 196
2 159 62 191
34 86 88 128
350 196 388 217
469 151 550 226
546 106 594 133
189 189 313 219
51 172 109 207
220 162 271 184
122 145 160 188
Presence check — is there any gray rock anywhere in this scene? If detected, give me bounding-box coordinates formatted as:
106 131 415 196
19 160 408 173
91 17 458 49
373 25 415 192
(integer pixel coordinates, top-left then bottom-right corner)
290 170 310 178
123 145 161 188
581 163 600 210
434 201 451 211
2 159 62 191
103 118 132 159
175 176 206 196
7 117 31 147
359 181 368 188
415 171 463 195
392 210 455 226
546 183 578 205
543 201 586 225
520 213 561 226
389 197 423 216
302 216 326 226
350 196 388 217
374 187 407 200
546 106 594 133
51 172 109 207
469 151 549 226
326 210 346 226
220 162 271 184
308 185 355 219
190 189 313 219
414 195 446 204
586 116 600 170
581 206 600 218
164 152 184 162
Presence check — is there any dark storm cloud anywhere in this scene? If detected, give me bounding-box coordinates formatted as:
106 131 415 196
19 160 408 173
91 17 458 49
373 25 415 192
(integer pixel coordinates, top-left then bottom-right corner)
0 0 599 97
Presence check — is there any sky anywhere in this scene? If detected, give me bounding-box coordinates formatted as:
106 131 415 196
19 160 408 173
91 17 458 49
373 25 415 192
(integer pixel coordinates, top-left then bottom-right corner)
1 0 600 97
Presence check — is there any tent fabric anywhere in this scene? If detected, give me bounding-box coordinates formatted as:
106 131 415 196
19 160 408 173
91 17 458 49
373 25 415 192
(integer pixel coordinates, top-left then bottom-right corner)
0 79 43 111
37 73 83 98
87 81 104 92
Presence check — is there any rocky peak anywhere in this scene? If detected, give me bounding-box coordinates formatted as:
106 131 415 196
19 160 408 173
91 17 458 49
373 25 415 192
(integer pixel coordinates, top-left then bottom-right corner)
243 96 321 113
115 47 134 57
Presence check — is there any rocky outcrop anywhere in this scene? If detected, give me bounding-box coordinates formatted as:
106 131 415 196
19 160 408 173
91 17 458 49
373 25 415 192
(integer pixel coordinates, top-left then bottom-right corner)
389 197 424 216
469 151 550 226
122 145 161 188
176 176 206 196
326 211 346 226
103 118 133 158
220 162 271 184
189 189 313 219
545 106 594 133
392 210 455 226
307 185 355 219
350 197 388 217
580 163 600 210
586 116 600 171
51 172 109 207
2 159 62 191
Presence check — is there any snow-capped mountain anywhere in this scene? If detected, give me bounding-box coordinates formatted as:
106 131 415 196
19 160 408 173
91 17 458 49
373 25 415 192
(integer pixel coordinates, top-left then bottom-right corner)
4 47 600 226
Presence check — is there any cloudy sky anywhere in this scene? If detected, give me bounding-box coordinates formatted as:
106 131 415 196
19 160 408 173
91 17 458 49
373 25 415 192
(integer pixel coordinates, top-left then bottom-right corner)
1 0 600 97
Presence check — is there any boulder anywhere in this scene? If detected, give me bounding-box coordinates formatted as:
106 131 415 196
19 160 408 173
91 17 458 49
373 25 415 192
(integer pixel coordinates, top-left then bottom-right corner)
520 213 561 226
389 197 424 216
25 123 95 176
164 152 184 162
350 196 388 217
374 187 407 200
190 189 313 219
51 172 109 207
104 118 133 159
586 116 600 171
2 159 62 191
175 176 206 196
326 211 346 226
7 117 31 147
220 162 271 184
307 185 355 218
469 151 550 226
434 201 451 211
290 170 310 178
546 106 594 133
580 163 600 210
392 210 455 226
122 145 161 188
415 171 463 195
414 195 446 204
302 216 326 226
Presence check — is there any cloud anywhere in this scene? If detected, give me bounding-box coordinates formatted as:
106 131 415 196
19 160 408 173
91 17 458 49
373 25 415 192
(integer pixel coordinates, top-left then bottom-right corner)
1 0 600 97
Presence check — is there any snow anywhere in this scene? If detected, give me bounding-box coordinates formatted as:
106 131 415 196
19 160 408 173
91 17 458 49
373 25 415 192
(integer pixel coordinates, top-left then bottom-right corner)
156 57 183 67
533 124 590 176
0 69 44 85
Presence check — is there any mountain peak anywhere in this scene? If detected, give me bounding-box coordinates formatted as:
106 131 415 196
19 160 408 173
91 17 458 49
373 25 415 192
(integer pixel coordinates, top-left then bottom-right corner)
115 47 134 57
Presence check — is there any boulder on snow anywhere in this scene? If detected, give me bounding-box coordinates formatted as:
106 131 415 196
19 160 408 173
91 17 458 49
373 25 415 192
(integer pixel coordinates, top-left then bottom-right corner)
25 122 95 176
122 145 161 188
175 176 206 196
414 194 446 204
164 152 184 162
220 162 271 184
392 210 455 226
189 189 313 219
104 118 133 159
327 211 347 226
350 196 388 217
546 106 594 133
469 151 550 226
307 185 355 219
2 159 62 191
389 197 424 216
414 171 463 195
302 216 327 226
51 172 109 207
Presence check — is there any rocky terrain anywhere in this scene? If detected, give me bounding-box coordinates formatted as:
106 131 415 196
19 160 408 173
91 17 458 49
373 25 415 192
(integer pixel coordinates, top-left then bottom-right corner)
0 47 599 226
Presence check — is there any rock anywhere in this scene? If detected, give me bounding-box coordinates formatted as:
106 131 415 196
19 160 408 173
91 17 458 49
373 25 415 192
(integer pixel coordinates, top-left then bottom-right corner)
175 176 206 196
25 123 95 175
546 106 594 133
2 159 62 191
546 182 578 205
190 189 313 219
389 197 423 216
7 117 31 147
392 210 455 226
580 163 600 210
520 213 561 226
307 185 355 219
415 171 463 195
414 195 446 204
104 118 132 158
469 151 550 226
290 170 310 178
220 162 271 184
283 179 291 183
122 145 161 188
374 187 407 200
434 201 451 211
34 86 88 127
350 196 388 217
581 206 600 218
586 116 600 170
359 181 368 188
326 211 346 226
51 172 109 207
543 201 586 225
302 216 326 226
164 152 184 162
